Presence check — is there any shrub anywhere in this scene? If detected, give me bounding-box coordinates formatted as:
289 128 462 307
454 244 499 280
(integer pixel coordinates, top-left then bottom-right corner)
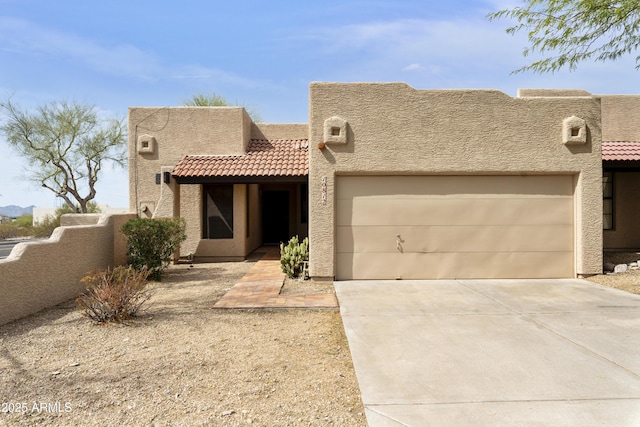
13 214 33 228
31 214 60 238
120 217 187 280
280 235 309 279
56 201 102 215
76 266 151 324
0 222 19 240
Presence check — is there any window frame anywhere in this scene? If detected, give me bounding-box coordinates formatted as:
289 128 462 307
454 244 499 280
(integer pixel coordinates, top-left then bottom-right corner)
202 184 234 239
603 171 614 231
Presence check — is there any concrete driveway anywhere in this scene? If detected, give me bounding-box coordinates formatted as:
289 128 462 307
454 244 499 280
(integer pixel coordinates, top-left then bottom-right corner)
335 279 640 426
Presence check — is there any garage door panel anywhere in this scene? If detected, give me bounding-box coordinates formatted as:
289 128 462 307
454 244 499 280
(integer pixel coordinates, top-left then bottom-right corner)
337 252 574 280
335 175 575 280
337 175 574 199
338 225 573 253
338 197 573 226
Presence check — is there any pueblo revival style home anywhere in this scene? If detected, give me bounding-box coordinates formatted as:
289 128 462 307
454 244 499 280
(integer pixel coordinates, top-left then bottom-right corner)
128 83 640 281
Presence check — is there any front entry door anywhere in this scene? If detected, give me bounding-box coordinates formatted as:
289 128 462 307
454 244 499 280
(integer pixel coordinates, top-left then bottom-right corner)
262 191 290 244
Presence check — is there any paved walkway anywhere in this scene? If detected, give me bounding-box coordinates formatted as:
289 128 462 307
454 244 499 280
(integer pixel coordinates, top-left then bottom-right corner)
213 247 338 309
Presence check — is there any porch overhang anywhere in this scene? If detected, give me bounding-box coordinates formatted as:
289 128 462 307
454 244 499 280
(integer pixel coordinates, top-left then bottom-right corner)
603 141 640 171
174 175 308 184
172 139 309 185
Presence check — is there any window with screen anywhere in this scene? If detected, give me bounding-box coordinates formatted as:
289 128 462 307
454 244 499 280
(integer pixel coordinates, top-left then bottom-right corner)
203 184 234 239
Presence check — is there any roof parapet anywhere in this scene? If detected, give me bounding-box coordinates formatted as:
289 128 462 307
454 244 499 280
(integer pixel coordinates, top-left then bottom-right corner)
517 89 592 98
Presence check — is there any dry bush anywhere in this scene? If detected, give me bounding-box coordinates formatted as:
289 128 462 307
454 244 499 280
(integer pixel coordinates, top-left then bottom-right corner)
0 222 19 240
76 266 151 324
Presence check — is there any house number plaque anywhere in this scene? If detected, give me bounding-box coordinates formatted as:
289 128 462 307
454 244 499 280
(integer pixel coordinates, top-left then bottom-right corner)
321 176 327 205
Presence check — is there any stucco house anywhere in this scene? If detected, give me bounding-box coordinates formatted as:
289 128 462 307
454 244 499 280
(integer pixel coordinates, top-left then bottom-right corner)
128 82 640 281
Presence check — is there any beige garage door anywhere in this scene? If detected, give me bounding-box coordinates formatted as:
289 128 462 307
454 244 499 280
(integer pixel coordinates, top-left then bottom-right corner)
336 175 574 280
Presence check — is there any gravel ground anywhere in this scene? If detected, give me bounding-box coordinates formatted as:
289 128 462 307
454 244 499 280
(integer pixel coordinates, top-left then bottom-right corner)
0 260 366 426
584 251 640 295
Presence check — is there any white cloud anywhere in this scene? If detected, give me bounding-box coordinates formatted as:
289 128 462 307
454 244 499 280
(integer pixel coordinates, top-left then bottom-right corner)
0 17 161 80
306 17 524 68
169 65 278 91
0 17 271 90
402 63 422 71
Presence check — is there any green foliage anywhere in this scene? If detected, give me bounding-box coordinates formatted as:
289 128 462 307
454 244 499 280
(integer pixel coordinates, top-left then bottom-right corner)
120 217 187 281
0 99 127 213
56 201 102 215
76 266 151 324
0 215 31 239
279 236 309 279
0 222 19 240
31 214 60 238
0 204 104 240
488 0 640 73
13 214 33 228
183 92 262 122
184 93 229 107
1 214 55 239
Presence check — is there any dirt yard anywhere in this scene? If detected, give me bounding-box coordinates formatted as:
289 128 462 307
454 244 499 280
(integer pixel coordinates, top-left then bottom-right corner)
0 259 366 426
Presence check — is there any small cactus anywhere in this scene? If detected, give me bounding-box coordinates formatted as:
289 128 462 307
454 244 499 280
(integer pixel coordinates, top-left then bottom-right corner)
279 236 309 279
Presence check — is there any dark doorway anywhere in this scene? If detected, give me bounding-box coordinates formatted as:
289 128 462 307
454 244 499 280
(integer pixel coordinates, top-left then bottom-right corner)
262 190 290 244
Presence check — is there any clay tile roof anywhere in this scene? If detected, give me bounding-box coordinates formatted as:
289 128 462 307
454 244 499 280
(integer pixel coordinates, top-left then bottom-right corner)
173 139 309 178
602 141 640 161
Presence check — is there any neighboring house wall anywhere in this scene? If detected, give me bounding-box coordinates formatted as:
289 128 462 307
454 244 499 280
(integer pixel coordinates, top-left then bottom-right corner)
604 172 640 249
601 95 640 142
0 213 135 325
308 83 602 279
600 95 640 250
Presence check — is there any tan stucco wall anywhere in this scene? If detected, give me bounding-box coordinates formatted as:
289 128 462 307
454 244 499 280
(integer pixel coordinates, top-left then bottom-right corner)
60 214 102 226
0 213 135 325
308 82 602 278
128 106 252 218
179 184 202 258
251 123 308 140
604 172 640 249
600 95 640 141
245 184 262 254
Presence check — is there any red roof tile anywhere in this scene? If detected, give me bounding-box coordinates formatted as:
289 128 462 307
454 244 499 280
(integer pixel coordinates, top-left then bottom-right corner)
602 141 640 161
173 139 308 178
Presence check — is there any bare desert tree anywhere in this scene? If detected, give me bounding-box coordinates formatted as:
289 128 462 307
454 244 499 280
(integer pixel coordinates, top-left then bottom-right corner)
0 99 127 213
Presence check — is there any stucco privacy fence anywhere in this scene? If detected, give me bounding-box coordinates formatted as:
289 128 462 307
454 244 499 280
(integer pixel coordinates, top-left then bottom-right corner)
0 213 135 326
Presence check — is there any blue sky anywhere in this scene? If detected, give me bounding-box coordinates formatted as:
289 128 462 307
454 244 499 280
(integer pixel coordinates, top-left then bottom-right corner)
1 0 639 208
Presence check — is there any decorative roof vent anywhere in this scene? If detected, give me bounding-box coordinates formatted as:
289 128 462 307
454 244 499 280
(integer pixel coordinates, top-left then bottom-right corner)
323 116 348 145
562 116 587 145
138 134 157 154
